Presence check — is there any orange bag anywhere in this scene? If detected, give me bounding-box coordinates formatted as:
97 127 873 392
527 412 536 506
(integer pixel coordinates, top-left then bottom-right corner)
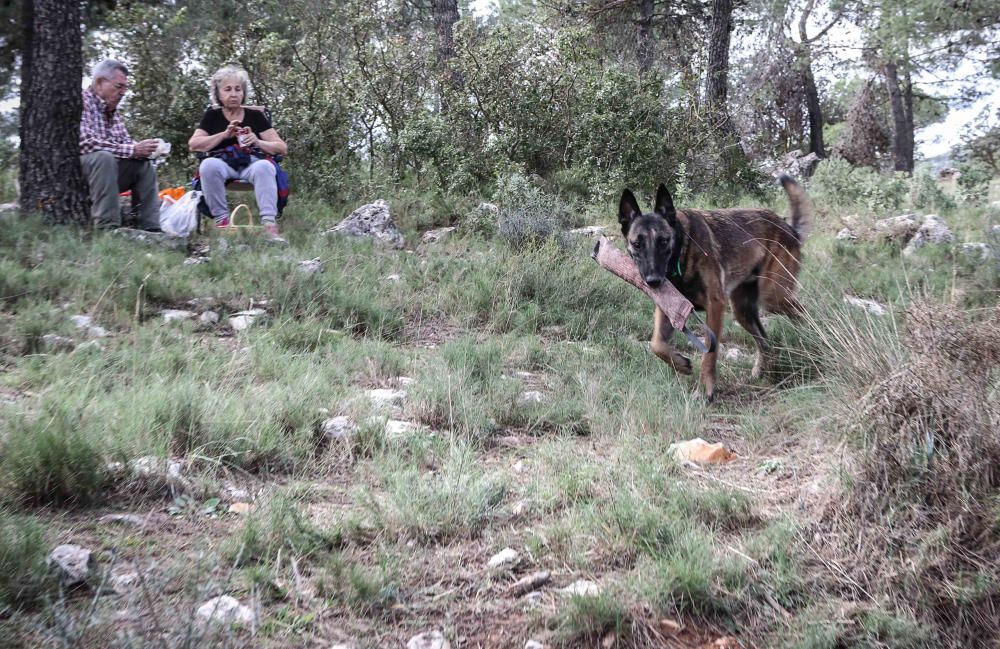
159 187 187 202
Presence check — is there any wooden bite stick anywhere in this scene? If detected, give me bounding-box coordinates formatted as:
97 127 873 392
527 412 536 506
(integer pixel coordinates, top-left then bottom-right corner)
592 236 716 353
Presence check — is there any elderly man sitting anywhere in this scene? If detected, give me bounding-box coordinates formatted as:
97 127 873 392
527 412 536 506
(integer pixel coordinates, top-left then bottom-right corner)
79 59 162 230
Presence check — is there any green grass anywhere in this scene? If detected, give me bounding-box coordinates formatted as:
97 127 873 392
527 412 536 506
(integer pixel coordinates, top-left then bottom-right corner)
0 176 996 648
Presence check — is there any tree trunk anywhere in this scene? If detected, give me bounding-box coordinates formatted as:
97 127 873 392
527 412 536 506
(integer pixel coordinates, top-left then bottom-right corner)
433 0 462 111
799 49 825 157
704 0 733 114
637 0 655 74
19 0 89 224
704 0 751 186
432 0 458 66
884 60 914 172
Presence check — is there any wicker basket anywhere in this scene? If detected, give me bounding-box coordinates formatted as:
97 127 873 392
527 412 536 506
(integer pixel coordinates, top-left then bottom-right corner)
217 204 257 234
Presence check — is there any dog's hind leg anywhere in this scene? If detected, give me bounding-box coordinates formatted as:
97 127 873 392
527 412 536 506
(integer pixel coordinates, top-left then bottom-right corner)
650 307 692 375
731 281 770 379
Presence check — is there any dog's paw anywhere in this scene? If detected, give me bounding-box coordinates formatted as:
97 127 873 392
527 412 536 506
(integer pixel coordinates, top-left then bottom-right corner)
674 355 693 375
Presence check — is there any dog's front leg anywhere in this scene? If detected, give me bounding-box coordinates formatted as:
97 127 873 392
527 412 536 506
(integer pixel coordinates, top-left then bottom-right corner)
700 294 725 402
650 307 692 374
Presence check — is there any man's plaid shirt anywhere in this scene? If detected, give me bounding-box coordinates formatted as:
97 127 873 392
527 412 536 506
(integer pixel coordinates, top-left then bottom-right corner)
79 88 135 158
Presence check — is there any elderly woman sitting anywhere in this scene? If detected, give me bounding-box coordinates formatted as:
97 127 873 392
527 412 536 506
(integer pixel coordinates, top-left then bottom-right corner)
188 65 288 241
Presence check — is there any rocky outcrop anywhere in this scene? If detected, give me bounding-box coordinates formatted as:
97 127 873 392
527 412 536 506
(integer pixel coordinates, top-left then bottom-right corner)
325 200 405 249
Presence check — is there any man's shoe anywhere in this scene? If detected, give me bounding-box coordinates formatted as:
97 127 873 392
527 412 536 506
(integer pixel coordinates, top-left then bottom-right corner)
215 216 230 228
142 226 163 233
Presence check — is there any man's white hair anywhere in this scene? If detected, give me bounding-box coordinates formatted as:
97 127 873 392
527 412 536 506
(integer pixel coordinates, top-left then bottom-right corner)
209 65 252 107
91 59 129 83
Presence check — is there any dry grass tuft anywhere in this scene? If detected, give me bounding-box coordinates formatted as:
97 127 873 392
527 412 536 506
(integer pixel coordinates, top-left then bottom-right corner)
828 302 1000 647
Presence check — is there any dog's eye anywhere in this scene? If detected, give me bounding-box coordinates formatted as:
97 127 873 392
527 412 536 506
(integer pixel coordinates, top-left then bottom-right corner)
657 236 669 246
633 235 644 247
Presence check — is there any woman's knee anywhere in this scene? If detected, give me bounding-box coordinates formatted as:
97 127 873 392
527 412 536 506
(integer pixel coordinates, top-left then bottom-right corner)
199 157 227 176
248 159 276 179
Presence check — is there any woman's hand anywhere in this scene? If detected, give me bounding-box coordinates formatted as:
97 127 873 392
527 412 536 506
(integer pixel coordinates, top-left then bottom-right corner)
237 127 259 148
226 121 242 138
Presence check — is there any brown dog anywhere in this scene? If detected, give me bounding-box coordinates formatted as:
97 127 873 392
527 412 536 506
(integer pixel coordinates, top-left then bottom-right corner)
618 175 811 401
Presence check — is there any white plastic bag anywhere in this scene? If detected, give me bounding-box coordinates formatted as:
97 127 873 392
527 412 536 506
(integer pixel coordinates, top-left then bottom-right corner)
159 190 200 237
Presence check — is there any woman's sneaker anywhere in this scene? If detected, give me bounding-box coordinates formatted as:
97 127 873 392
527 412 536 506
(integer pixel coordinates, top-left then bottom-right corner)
215 216 230 228
263 222 286 245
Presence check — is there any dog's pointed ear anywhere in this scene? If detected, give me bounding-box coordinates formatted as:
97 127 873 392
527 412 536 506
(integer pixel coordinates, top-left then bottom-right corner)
655 184 677 223
618 189 642 235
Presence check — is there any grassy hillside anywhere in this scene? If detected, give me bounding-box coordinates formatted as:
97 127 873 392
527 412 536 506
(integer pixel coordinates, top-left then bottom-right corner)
0 173 998 648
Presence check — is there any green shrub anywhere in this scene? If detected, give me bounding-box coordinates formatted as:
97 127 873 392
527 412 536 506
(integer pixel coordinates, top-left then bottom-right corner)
1 407 107 506
228 495 339 567
494 174 578 249
0 510 52 610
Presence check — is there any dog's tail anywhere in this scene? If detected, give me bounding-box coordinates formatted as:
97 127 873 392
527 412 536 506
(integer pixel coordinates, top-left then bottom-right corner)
779 174 811 242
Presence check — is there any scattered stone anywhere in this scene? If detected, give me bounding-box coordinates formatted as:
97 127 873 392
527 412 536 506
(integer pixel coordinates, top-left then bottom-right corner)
512 460 525 473
488 548 520 569
47 544 93 586
659 619 683 636
873 214 918 245
110 571 140 593
724 347 741 362
421 227 456 244
903 214 954 256
99 513 147 528
406 630 451 649
112 228 188 251
835 228 857 241
518 390 545 405
844 295 888 316
509 570 551 596
0 202 18 215
183 256 210 265
131 456 184 480
41 334 74 351
74 340 104 353
325 200 406 249
229 308 266 331
70 315 109 339
384 273 402 283
383 419 426 438
87 325 110 338
322 416 358 441
368 389 406 410
522 592 545 609
568 225 609 238
229 502 255 516
298 257 324 274
223 484 250 501
960 242 994 261
669 438 737 464
162 309 196 323
525 641 546 649
196 595 255 626
557 580 601 597
199 311 220 325
511 500 530 516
